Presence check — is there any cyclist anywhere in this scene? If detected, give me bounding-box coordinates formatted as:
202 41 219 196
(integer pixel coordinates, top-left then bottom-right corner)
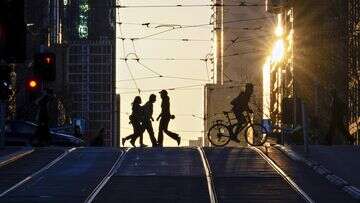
230 83 254 142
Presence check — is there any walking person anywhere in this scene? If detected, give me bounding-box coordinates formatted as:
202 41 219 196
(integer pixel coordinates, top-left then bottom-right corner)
157 90 180 146
91 127 105 147
34 89 53 146
122 96 146 147
327 89 354 145
142 94 158 147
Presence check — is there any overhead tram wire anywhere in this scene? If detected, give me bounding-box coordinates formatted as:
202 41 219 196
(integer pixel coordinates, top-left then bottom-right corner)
117 37 212 42
118 57 209 61
117 17 272 29
116 76 161 82
124 61 141 94
118 84 204 94
115 3 266 8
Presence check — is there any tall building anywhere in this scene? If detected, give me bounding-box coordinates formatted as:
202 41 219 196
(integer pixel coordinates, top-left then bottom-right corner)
204 0 272 146
265 0 351 142
63 0 115 41
67 40 116 146
65 0 118 146
348 0 360 143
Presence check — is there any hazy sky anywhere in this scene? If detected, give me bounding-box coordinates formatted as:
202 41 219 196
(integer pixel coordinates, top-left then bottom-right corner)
116 0 213 146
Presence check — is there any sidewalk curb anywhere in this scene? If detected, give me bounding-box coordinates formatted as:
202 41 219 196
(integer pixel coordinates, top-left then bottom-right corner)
0 147 34 168
274 144 360 200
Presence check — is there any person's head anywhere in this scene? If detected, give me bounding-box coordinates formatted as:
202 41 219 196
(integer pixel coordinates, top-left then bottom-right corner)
149 94 156 103
133 96 142 106
159 89 168 98
245 83 254 95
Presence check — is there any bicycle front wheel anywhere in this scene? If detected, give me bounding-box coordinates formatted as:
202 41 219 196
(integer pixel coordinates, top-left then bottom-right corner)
244 124 268 146
207 123 231 147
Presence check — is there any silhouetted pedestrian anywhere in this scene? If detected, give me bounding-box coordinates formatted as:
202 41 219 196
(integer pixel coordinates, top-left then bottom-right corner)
74 125 82 139
327 89 354 145
35 89 53 146
142 94 158 147
122 96 145 147
92 127 105 146
157 90 180 146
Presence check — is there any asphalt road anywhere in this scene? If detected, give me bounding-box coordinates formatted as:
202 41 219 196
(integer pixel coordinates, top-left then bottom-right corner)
0 148 123 203
0 146 349 203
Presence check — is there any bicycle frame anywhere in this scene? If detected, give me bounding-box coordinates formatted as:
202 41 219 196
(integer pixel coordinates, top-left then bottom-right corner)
222 111 252 137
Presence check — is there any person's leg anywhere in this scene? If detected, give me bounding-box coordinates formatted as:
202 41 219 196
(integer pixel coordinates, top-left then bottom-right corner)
162 117 180 145
157 119 165 147
234 113 245 137
130 122 142 147
145 121 157 147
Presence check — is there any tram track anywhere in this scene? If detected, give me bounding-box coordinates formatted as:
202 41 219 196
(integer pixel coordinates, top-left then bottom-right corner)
197 147 218 203
0 148 34 168
251 146 315 203
84 148 129 203
0 147 76 197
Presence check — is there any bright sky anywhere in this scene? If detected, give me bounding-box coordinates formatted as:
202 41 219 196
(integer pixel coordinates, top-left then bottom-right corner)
116 0 213 146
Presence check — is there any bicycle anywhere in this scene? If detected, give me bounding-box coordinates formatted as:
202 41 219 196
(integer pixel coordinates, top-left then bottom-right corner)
207 111 268 146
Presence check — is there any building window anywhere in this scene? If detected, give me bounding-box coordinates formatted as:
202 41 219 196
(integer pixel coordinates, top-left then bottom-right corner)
79 0 89 38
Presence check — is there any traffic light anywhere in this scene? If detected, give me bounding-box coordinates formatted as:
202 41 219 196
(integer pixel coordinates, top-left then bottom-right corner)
26 77 40 92
25 77 41 101
0 0 26 63
33 53 56 81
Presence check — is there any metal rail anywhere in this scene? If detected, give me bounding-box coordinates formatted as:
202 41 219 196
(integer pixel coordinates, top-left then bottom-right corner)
0 148 34 168
197 147 218 203
250 146 315 203
0 147 77 197
84 148 130 203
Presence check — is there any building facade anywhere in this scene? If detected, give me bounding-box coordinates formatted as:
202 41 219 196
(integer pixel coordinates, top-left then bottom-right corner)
348 0 360 143
266 0 352 143
64 0 118 146
67 40 116 146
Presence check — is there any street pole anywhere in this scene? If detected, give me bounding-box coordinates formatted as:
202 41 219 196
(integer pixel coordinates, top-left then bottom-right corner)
214 0 223 85
0 100 6 148
301 101 309 154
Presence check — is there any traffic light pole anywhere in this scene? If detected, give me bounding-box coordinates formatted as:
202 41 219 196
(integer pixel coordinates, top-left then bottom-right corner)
0 100 6 148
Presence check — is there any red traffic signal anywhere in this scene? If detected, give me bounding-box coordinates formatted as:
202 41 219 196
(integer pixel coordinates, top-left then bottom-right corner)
34 53 56 81
28 80 38 88
26 78 40 91
44 56 52 64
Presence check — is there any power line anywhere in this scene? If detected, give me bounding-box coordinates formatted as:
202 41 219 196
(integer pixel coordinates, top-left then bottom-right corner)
116 75 209 82
117 37 212 42
115 3 266 8
117 17 272 29
117 76 161 82
118 57 209 61
124 61 141 94
132 23 212 40
118 84 204 94
137 61 163 76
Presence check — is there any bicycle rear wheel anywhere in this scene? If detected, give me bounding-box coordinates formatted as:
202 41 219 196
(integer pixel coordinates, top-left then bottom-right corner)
207 123 231 146
244 123 268 146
